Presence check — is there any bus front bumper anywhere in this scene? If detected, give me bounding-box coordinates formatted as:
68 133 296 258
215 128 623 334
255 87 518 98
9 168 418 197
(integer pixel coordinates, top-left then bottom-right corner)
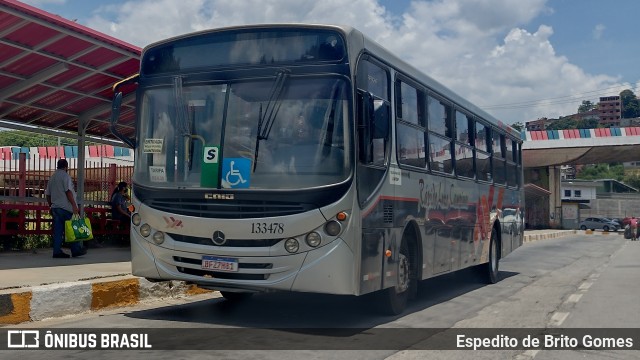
131 233 356 295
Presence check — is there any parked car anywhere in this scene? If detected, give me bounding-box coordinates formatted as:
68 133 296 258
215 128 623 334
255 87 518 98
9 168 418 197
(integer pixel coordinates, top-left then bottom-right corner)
605 218 622 227
578 217 620 232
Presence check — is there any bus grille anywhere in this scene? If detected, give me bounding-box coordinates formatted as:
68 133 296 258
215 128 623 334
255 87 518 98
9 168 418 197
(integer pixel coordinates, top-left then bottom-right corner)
147 198 310 219
177 267 269 280
383 202 394 224
170 233 282 247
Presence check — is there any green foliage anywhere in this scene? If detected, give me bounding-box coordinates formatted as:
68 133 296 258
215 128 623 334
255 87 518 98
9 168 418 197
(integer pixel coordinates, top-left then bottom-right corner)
578 100 596 113
577 164 625 181
545 116 601 130
623 172 640 190
576 118 600 129
511 122 524 132
620 89 640 118
546 117 577 130
0 130 77 147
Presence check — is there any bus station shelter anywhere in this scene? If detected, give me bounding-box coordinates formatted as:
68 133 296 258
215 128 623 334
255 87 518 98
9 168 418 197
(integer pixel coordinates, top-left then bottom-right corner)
0 0 140 204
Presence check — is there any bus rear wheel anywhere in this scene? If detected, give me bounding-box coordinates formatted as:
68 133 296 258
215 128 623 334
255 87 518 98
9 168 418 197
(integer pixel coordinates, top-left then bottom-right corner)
220 291 253 302
378 240 411 316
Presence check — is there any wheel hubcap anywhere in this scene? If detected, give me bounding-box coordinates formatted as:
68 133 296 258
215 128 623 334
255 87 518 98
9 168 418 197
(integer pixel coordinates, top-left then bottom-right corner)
397 253 409 292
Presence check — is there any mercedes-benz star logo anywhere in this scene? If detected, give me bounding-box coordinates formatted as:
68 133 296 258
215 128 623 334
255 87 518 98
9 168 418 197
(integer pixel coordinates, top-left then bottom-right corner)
212 230 226 246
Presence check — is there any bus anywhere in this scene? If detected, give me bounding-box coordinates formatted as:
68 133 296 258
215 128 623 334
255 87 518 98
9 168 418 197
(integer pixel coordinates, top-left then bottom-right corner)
110 24 524 315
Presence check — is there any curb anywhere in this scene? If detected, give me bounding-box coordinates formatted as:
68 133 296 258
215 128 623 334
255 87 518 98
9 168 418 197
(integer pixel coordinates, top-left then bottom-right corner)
0 230 589 325
0 276 212 325
523 230 577 243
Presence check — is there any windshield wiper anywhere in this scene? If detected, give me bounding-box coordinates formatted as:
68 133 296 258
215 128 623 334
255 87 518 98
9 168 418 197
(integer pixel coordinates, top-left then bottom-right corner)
322 83 342 156
254 69 290 171
173 76 192 181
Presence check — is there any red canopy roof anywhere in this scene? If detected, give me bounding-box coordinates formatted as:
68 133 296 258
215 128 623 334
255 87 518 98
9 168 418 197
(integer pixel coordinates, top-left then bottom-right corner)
0 0 140 141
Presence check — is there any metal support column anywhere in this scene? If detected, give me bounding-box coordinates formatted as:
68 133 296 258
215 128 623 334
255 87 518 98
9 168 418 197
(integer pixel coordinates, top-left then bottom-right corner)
77 115 88 216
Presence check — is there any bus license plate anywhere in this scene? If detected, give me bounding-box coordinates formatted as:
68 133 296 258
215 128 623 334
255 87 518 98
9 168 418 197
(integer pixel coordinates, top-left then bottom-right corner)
202 256 238 272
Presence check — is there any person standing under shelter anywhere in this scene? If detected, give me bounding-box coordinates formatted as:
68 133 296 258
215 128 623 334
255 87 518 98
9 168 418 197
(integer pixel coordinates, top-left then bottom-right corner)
110 181 131 222
45 159 87 258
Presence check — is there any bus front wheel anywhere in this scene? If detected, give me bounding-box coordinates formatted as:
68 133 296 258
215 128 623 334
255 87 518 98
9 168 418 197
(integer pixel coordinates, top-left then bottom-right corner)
378 240 411 316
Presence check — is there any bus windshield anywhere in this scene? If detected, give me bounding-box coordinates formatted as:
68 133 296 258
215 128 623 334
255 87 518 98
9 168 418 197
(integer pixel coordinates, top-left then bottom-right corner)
136 76 351 190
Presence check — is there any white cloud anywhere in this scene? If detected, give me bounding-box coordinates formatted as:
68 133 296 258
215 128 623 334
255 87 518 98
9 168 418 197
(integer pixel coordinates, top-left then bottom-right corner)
84 0 628 124
593 23 605 40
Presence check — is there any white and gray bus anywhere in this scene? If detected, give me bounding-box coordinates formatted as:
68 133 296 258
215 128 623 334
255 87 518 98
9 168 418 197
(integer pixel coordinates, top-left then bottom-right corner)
111 24 524 315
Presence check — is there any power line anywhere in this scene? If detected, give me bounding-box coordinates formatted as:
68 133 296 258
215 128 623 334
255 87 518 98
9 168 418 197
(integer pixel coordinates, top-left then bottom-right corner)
481 84 632 110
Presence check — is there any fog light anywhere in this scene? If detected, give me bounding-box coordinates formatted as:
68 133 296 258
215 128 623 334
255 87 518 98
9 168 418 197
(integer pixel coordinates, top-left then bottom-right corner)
152 231 165 244
140 223 151 237
305 232 322 247
284 238 299 253
132 213 141 226
324 220 342 236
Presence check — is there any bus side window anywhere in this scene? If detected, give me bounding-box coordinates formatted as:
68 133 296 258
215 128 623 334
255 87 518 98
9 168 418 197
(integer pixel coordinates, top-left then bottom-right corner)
427 95 453 174
396 80 427 169
475 121 491 181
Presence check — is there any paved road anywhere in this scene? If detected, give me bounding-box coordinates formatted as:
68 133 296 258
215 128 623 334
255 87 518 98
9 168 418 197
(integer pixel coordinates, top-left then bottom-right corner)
2 233 639 360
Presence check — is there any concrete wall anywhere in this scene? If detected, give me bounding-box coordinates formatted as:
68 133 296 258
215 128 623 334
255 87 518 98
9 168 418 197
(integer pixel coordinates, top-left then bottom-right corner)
580 195 640 220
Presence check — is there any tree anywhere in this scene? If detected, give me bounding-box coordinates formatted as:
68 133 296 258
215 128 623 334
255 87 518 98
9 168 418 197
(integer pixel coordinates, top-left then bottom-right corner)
620 89 640 118
511 122 524 132
545 117 577 130
0 130 76 147
578 100 596 113
577 163 624 181
623 172 640 190
576 118 600 129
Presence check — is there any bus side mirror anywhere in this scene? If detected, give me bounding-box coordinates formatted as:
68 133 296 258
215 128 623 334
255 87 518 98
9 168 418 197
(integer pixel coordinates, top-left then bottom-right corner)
358 91 373 162
358 92 390 163
111 92 122 124
110 74 139 149
110 92 135 149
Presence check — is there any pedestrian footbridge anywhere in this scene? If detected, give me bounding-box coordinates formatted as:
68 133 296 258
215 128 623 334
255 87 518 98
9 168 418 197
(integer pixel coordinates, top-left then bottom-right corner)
521 127 640 230
522 127 640 167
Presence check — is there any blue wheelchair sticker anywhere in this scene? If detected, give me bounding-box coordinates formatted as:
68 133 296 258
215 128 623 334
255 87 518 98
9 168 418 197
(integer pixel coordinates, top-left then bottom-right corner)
222 158 251 188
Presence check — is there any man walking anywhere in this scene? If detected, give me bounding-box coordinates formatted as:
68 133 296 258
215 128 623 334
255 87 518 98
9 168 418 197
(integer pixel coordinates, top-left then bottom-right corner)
630 217 638 241
45 159 86 258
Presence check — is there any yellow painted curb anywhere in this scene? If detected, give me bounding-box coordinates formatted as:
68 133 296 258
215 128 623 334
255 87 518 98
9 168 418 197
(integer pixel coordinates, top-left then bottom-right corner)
0 292 32 325
185 284 214 296
91 278 140 310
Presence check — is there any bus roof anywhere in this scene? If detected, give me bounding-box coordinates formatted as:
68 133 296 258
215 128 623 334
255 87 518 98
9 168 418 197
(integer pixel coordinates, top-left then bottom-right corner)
350 27 520 140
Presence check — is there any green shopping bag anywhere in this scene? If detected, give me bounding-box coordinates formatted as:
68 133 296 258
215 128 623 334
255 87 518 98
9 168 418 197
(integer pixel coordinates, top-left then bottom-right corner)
64 214 94 242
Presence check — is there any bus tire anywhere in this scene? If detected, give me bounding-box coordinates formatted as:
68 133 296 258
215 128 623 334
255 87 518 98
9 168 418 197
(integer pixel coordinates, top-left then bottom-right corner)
485 227 500 284
378 239 411 316
220 291 253 302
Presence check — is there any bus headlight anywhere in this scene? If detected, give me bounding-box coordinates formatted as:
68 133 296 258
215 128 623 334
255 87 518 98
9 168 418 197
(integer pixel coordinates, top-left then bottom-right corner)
284 238 299 253
324 220 342 236
305 232 322 247
132 213 141 226
152 231 165 245
140 224 151 237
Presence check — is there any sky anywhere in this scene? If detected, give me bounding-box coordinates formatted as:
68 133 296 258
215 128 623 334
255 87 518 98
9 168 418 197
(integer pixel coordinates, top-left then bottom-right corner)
19 0 640 125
